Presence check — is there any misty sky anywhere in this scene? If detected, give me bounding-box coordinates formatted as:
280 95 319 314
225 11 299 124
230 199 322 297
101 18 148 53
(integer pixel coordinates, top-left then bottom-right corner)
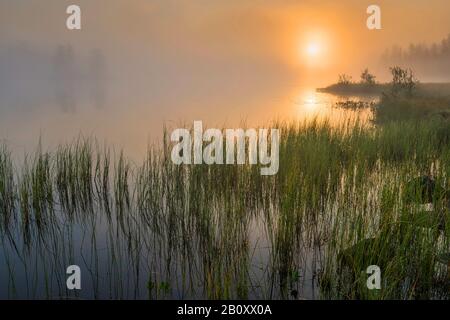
1 0 449 158
2 0 450 84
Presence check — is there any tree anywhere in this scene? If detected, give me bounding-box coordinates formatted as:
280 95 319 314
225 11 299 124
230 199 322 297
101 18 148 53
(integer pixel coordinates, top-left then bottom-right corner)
338 74 352 85
360 68 376 85
389 66 418 97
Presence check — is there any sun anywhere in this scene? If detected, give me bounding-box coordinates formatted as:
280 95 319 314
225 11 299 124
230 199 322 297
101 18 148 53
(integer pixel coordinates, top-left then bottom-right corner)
298 38 327 67
294 30 331 67
306 42 320 57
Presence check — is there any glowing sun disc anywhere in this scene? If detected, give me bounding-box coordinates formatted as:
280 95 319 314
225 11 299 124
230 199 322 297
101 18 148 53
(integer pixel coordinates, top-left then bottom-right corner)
306 43 320 56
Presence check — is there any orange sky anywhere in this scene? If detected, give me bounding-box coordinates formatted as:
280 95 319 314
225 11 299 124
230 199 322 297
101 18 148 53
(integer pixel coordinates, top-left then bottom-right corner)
1 0 450 156
1 0 450 85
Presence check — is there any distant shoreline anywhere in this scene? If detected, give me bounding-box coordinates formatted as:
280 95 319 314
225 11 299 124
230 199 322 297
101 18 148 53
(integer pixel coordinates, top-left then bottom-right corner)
317 82 450 96
316 83 387 95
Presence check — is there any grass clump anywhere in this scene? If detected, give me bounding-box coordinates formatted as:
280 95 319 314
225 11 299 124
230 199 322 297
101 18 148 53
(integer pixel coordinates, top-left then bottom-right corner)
0 117 449 299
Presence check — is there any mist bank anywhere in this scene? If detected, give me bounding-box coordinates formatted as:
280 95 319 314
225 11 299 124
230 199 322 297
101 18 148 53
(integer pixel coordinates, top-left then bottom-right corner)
0 43 107 112
381 34 450 82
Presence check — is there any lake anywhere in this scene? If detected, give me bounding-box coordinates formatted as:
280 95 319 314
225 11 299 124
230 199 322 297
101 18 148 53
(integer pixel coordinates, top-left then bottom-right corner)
0 85 380 299
0 83 377 161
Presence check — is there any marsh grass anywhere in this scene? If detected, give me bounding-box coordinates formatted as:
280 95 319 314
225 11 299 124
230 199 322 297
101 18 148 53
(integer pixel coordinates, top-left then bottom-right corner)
0 145 15 228
374 94 450 124
0 117 449 299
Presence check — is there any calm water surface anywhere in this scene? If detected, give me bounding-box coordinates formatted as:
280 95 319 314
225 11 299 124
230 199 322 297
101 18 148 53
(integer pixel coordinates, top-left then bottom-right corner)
0 84 378 299
0 83 377 161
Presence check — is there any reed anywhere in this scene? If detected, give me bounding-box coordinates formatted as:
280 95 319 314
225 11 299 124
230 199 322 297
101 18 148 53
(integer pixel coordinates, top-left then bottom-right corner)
0 116 449 299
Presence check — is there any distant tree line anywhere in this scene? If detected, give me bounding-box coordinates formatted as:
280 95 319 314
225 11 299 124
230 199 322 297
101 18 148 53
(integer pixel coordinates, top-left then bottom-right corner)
0 44 107 111
382 34 450 62
381 34 450 79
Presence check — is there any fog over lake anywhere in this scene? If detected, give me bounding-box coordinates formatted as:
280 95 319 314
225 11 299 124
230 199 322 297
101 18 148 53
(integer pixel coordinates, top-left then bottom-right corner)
1 0 450 159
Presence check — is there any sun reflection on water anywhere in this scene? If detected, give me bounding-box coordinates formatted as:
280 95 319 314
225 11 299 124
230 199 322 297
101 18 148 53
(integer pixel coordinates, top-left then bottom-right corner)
292 87 375 126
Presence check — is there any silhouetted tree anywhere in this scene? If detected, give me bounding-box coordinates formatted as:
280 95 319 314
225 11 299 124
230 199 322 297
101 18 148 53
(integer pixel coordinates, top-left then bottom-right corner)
54 44 76 112
338 74 352 85
360 68 376 85
88 49 106 109
390 66 418 97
